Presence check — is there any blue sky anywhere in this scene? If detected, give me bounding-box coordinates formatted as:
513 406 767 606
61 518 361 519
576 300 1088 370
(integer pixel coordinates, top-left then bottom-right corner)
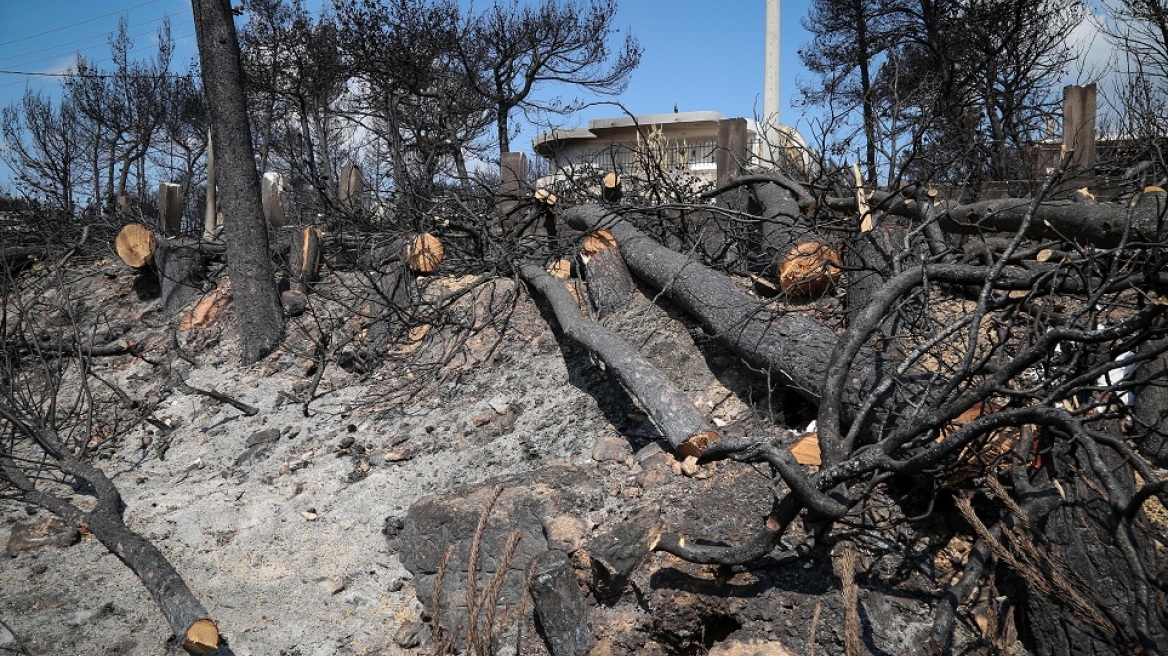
0 0 815 192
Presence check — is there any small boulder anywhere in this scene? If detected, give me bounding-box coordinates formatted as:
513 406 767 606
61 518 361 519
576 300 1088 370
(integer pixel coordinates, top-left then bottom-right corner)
6 517 80 557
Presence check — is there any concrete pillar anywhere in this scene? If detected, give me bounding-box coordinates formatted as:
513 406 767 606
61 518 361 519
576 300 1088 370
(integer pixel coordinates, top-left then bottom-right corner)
1063 84 1097 171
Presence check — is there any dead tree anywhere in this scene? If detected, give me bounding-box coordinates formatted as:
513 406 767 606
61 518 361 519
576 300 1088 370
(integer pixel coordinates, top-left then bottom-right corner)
192 0 284 364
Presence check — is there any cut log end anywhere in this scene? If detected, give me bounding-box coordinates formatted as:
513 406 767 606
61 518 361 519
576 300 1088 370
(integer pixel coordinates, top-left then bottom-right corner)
548 259 573 279
777 242 843 296
534 188 558 206
406 233 444 274
181 618 220 655
581 230 618 257
115 223 157 269
676 430 719 459
790 432 822 466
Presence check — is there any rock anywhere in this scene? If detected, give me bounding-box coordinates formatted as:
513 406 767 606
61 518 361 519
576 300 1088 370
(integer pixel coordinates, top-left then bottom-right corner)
529 550 593 656
707 637 796 656
394 621 427 649
281 289 308 316
383 450 411 463
472 409 493 427
543 515 587 554
6 517 80 556
637 451 671 489
246 428 281 448
396 465 595 638
591 433 631 463
319 577 346 595
680 455 701 477
589 505 660 586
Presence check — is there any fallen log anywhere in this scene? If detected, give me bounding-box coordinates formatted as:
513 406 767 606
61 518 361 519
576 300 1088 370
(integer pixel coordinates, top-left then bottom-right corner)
579 231 634 318
116 223 158 269
776 241 841 297
519 263 717 457
559 204 916 445
937 193 1168 246
827 191 1168 248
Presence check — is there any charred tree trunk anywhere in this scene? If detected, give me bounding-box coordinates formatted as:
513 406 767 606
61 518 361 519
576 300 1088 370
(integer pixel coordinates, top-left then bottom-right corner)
1005 449 1168 656
843 223 924 343
579 231 634 318
361 240 415 367
520 263 717 457
192 0 284 365
751 182 802 266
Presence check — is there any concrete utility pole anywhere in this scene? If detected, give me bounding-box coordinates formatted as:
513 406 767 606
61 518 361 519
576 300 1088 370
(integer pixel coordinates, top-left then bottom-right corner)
764 0 780 128
763 0 781 161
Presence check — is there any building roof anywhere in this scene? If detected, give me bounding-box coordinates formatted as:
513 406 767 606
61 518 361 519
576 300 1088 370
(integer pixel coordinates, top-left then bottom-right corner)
533 110 741 157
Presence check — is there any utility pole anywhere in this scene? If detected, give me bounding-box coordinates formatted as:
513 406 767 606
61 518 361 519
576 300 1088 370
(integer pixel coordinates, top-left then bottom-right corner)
763 0 781 159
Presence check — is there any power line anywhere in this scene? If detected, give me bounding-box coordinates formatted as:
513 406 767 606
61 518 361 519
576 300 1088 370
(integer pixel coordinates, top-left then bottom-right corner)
0 31 198 91
0 0 166 48
3 18 195 71
0 13 183 65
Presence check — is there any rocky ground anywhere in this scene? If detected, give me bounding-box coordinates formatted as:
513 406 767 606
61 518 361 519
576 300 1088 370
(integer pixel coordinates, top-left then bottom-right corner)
1 257 997 656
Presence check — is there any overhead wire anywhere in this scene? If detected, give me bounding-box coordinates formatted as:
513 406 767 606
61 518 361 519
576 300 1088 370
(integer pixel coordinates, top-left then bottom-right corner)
0 0 166 48
0 12 187 64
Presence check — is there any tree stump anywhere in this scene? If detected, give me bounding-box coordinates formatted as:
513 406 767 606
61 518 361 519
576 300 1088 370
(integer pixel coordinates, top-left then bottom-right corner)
158 183 184 237
601 172 622 203
261 172 287 228
289 225 323 294
155 239 204 318
339 164 364 211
